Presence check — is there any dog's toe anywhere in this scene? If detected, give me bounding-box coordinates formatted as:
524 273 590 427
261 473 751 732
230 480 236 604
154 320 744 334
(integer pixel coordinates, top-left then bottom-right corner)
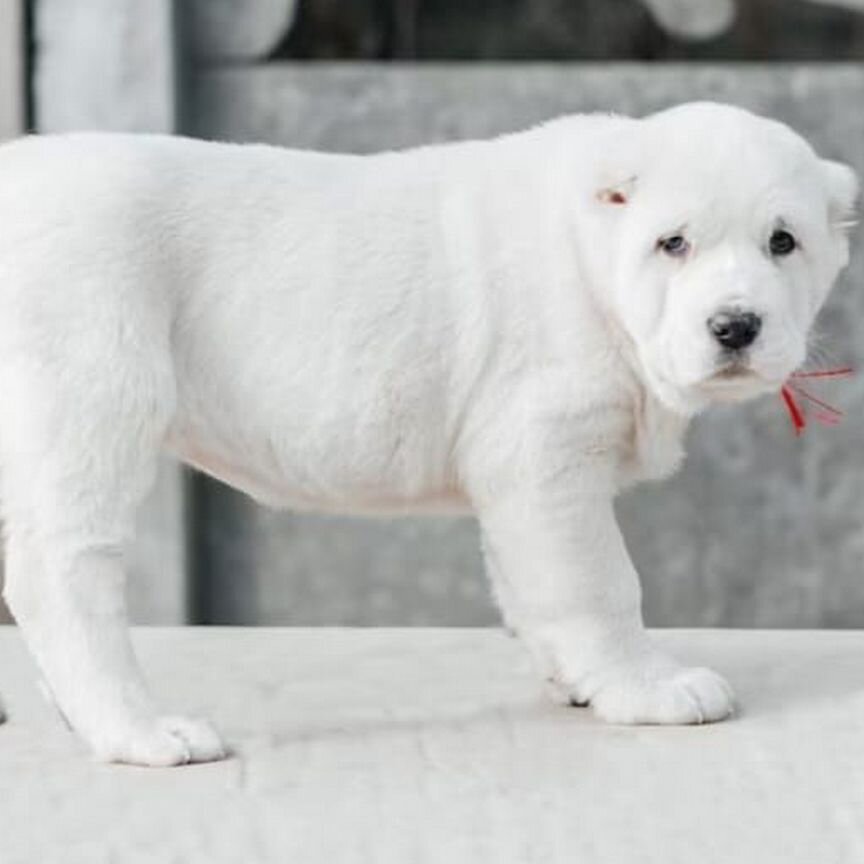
92 715 228 767
158 715 227 762
589 665 735 726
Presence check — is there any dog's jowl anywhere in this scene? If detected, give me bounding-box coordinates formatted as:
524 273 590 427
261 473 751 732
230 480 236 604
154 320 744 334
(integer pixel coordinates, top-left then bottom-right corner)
0 103 856 764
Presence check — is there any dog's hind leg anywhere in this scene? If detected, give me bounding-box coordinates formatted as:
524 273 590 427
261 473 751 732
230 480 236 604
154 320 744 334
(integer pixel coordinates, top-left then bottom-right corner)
0 350 226 766
0 646 5 725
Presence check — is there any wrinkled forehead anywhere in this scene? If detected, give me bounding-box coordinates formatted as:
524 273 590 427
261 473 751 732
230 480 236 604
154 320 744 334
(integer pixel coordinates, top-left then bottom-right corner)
644 103 815 159
634 121 827 230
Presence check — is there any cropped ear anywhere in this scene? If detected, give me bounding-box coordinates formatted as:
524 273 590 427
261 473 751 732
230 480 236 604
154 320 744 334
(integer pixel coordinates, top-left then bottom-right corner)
596 175 637 207
821 159 859 229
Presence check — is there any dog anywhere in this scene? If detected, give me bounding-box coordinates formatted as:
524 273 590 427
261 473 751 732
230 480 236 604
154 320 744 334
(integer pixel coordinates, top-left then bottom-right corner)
0 102 856 765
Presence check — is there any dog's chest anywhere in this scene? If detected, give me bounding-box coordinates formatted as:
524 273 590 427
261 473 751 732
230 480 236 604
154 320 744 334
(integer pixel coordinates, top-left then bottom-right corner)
620 390 688 486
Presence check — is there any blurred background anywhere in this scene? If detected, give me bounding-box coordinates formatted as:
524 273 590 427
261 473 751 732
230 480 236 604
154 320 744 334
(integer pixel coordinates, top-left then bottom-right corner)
0 0 863 628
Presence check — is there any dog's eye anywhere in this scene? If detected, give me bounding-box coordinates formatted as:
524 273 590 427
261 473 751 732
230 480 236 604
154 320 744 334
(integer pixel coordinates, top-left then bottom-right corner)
657 235 689 257
769 229 797 256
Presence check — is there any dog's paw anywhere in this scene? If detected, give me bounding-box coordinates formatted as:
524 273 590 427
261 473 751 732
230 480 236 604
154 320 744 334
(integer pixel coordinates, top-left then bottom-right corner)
92 716 228 766
586 663 735 725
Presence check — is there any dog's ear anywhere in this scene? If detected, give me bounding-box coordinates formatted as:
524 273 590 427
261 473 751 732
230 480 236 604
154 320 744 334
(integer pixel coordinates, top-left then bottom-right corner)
596 176 637 207
821 159 859 229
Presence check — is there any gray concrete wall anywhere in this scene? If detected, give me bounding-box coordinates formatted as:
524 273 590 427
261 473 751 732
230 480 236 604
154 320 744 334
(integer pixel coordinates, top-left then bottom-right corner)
0 0 24 140
185 63 864 628
0 0 24 624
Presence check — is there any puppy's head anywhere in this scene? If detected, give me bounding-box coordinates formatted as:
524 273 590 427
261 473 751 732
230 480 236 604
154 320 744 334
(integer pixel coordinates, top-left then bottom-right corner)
595 102 857 414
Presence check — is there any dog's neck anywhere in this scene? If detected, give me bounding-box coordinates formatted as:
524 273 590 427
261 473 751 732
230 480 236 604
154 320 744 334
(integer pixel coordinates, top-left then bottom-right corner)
601 311 692 486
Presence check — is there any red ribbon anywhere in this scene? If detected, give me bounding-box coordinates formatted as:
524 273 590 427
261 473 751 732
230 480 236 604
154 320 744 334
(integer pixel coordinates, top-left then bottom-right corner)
780 367 853 436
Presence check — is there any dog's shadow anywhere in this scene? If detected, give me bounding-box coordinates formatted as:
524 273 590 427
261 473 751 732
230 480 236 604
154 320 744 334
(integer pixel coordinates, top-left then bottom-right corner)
224 646 864 762
692 637 864 725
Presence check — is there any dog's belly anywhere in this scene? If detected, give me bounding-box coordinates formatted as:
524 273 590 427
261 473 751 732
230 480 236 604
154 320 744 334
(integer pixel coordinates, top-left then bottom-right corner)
166 351 470 516
168 427 470 515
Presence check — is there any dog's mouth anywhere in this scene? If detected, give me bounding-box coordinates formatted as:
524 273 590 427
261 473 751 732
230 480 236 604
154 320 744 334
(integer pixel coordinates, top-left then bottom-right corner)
697 357 768 398
708 364 757 383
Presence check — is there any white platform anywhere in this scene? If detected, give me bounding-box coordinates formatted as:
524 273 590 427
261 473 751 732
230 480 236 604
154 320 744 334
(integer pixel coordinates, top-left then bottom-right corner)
1 627 863 863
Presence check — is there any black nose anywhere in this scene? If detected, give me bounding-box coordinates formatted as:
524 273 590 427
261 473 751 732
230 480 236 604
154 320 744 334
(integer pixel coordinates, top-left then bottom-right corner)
707 310 762 351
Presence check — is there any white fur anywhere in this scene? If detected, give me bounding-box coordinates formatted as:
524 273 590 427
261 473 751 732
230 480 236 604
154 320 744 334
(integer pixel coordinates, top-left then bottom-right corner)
0 103 855 764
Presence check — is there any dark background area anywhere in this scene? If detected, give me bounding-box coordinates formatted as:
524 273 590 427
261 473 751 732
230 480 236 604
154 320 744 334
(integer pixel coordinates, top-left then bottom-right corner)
277 0 864 61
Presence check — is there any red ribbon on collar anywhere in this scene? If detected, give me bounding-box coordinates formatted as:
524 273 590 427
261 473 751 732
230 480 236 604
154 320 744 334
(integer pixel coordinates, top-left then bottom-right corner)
780 367 853 436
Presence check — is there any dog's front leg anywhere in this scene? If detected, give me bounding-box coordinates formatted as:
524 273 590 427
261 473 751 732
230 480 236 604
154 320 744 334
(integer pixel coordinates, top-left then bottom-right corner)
474 452 734 724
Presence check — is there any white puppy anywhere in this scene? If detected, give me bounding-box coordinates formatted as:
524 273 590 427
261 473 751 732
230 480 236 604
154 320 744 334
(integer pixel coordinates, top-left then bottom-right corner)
0 103 856 765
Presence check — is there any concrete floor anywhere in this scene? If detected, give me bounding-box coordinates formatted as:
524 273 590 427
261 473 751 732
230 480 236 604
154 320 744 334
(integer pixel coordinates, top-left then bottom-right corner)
2 627 864 863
